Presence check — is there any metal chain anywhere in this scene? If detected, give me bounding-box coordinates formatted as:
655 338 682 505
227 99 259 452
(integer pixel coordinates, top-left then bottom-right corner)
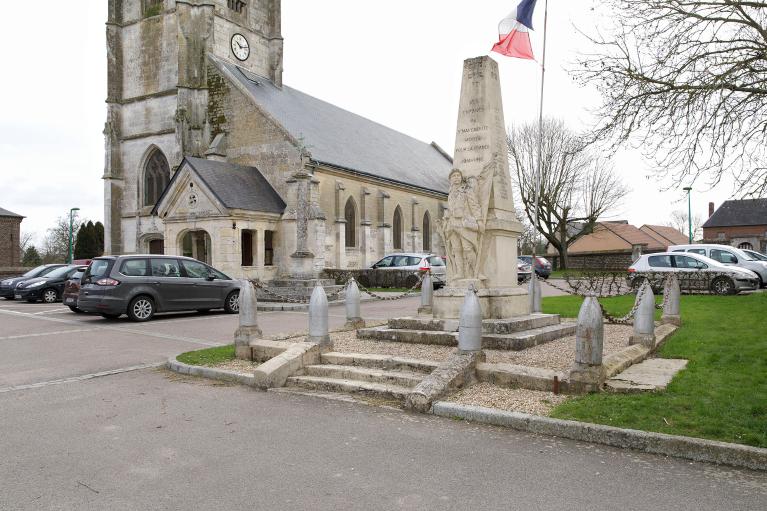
599 281 646 325
341 271 427 301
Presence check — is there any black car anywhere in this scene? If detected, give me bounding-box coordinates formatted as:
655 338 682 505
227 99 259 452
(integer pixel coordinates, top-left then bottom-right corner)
0 264 67 300
15 265 87 303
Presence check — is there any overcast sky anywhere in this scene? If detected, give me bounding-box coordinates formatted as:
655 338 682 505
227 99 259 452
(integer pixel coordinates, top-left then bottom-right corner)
0 0 738 244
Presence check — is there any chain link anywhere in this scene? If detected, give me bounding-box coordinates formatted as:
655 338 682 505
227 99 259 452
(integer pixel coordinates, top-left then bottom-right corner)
337 270 427 301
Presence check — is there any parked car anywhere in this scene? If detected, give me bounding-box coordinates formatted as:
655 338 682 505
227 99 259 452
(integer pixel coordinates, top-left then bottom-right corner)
371 253 447 288
14 265 88 303
518 255 552 279
0 264 68 300
742 248 767 262
62 267 88 313
77 255 241 321
668 244 767 288
517 261 532 284
628 252 759 295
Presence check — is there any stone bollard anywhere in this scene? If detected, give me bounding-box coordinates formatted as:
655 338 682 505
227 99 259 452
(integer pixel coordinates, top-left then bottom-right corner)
629 283 657 348
458 285 482 352
418 272 433 315
234 280 263 360
528 271 542 313
661 274 681 326
568 295 605 393
308 281 331 346
344 278 365 329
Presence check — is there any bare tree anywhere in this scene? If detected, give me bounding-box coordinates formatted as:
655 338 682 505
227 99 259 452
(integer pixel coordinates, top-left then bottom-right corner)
576 0 767 196
666 210 704 241
508 118 629 269
41 214 79 264
19 231 34 254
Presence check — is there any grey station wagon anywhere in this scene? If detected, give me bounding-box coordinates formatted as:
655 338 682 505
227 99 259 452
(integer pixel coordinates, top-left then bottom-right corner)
77 255 241 321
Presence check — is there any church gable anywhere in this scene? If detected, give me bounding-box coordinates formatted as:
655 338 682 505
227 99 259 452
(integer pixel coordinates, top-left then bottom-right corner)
154 162 228 221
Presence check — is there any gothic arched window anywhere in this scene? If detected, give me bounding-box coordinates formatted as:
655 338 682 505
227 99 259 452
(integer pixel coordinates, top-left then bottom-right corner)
344 198 357 248
422 211 431 251
393 206 403 250
143 149 170 207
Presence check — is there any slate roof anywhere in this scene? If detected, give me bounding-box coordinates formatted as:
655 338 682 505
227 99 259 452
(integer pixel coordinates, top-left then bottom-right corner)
209 55 452 194
703 199 767 228
0 207 23 218
153 157 286 214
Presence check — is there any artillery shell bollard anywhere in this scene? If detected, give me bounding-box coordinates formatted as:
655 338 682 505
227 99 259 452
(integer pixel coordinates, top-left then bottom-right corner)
344 278 365 329
418 272 433 315
661 274 682 326
528 271 542 313
234 280 263 360
308 282 331 346
568 295 605 393
458 285 482 352
629 283 657 348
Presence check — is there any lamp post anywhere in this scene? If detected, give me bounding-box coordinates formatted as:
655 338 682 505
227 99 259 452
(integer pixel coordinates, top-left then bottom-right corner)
682 187 692 243
68 207 80 263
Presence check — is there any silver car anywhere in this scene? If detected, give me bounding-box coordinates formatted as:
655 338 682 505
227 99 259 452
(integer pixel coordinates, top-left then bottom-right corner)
628 252 759 295
668 244 767 288
77 255 241 321
371 253 447 287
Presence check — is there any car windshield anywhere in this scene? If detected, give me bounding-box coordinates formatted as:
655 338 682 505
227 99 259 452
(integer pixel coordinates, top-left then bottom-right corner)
745 250 767 261
45 266 75 279
22 265 49 277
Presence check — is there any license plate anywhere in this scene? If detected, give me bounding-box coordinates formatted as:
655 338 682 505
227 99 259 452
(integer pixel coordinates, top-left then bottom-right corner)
65 297 75 304
14 294 21 299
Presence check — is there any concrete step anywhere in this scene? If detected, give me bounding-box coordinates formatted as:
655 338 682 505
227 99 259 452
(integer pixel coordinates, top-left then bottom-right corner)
321 352 440 374
387 314 560 334
304 364 424 388
481 323 577 351
357 322 577 350
285 376 411 400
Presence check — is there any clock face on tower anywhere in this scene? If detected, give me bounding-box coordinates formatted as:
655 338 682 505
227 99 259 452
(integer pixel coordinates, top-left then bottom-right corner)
231 33 250 61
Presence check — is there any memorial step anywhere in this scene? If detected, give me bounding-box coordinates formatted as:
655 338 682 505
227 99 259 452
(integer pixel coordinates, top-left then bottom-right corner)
303 364 424 388
357 322 577 350
285 376 412 401
387 314 561 334
320 352 440 374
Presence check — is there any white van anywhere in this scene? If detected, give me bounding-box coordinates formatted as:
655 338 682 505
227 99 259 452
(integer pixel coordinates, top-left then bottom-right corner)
668 244 767 287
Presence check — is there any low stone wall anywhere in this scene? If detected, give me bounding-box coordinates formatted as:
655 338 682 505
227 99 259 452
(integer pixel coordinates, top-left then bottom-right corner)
323 268 421 289
549 250 666 271
0 267 28 279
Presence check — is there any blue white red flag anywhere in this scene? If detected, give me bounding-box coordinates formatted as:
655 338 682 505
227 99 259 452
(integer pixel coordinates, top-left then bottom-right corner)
491 0 538 60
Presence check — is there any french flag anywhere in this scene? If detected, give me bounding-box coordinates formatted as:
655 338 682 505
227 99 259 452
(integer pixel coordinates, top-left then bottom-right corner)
491 0 538 60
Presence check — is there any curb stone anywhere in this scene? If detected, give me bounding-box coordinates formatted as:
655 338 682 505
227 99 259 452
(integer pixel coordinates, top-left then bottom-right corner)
431 401 767 472
166 357 256 387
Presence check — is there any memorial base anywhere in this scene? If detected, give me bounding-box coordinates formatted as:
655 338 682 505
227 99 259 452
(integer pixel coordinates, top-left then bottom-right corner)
568 364 606 394
432 286 529 320
234 325 263 360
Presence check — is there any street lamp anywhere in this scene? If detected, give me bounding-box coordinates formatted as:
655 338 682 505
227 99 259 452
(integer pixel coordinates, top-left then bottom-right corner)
68 207 80 263
682 187 692 243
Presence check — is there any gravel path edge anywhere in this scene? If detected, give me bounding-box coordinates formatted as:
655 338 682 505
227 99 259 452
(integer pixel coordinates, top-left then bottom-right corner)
431 401 767 472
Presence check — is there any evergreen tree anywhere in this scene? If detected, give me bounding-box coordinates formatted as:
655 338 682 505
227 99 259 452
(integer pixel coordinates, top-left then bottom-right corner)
22 246 42 267
73 223 89 260
94 222 105 255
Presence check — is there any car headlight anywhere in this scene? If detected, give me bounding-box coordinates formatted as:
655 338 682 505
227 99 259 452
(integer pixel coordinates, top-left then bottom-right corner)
27 281 45 288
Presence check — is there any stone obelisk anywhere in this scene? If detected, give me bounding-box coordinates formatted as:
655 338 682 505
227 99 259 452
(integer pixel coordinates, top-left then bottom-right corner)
433 56 528 319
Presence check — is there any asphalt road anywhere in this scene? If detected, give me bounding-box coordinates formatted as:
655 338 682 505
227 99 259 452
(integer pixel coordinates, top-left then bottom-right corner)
0 299 765 510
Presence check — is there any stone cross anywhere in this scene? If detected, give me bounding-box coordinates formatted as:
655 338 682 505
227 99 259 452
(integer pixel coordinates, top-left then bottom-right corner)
234 280 262 360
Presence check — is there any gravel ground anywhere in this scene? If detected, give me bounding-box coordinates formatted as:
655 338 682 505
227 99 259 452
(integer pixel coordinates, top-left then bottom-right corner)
331 330 453 361
446 383 570 416
212 359 260 374
485 324 633 372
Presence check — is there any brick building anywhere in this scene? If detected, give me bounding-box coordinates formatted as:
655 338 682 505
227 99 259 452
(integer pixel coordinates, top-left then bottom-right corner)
0 207 24 267
703 199 767 253
546 221 688 270
104 0 450 280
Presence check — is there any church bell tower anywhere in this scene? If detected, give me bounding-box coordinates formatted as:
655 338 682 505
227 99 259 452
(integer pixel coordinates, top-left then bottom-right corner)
104 0 283 255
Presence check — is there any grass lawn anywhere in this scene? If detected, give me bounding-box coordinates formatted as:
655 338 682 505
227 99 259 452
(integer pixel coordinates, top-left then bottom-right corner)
177 344 235 366
544 292 767 448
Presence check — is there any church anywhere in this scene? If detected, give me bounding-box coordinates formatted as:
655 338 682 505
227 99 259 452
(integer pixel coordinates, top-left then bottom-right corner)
104 0 451 280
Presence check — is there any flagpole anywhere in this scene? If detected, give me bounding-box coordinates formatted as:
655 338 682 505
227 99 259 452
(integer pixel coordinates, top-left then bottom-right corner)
532 0 549 263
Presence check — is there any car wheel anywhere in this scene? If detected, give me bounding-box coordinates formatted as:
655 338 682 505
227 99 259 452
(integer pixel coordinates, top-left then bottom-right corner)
68 306 84 314
224 291 240 314
42 289 59 304
711 277 736 296
100 313 121 320
128 295 155 322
